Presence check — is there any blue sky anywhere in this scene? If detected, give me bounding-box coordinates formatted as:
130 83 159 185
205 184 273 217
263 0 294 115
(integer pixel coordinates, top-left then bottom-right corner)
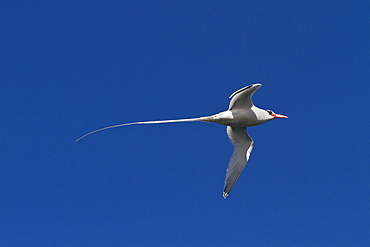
1 1 369 246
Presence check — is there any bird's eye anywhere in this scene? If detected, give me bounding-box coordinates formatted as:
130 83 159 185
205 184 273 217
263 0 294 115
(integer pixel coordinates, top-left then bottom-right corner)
266 110 273 115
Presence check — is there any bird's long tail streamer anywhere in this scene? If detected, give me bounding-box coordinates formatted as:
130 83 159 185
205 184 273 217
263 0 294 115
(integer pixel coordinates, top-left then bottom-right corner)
75 116 213 142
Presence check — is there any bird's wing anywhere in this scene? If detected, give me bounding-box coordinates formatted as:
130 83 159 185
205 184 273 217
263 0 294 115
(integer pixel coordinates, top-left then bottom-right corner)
223 126 254 198
228 83 262 110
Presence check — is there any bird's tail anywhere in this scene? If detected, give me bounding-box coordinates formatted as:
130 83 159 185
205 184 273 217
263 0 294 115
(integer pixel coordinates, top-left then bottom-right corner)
75 116 214 142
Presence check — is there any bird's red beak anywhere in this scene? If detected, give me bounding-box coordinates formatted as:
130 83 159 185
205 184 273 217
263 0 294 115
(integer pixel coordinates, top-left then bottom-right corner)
272 113 289 118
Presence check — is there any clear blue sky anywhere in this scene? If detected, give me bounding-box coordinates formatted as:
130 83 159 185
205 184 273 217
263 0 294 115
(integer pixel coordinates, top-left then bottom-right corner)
1 1 369 246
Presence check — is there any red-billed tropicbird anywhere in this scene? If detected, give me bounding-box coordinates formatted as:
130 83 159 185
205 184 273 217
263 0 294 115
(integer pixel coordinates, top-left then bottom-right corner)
76 83 288 198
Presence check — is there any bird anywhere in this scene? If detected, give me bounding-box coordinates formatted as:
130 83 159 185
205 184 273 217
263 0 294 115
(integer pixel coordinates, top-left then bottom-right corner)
76 83 288 198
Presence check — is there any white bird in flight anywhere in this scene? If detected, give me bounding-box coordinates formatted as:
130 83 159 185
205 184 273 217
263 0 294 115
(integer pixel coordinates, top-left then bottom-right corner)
76 83 288 198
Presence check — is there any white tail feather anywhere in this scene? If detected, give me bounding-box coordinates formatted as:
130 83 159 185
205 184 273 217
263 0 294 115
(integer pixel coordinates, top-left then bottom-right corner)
75 116 213 142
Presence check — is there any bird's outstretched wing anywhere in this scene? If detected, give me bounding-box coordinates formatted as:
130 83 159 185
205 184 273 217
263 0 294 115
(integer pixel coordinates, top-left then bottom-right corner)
228 83 262 110
223 126 254 198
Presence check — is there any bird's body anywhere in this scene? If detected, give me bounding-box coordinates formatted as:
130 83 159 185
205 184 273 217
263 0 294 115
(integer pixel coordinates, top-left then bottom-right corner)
76 83 288 198
208 106 269 127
